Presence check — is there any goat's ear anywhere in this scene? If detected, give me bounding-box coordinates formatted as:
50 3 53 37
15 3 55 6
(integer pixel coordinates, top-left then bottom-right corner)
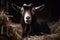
12 3 21 12
35 4 45 11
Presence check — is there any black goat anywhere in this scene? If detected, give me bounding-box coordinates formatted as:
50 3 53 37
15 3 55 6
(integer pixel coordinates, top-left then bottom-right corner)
12 3 51 37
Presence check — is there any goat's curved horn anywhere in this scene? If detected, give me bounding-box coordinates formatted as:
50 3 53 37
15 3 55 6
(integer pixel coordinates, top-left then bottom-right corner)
23 3 32 6
12 3 21 12
35 4 45 10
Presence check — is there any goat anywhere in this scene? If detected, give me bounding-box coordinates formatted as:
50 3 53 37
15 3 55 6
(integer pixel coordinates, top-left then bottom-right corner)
12 3 51 37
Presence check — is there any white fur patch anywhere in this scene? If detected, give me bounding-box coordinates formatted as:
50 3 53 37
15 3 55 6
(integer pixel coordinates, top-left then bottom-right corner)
24 11 31 24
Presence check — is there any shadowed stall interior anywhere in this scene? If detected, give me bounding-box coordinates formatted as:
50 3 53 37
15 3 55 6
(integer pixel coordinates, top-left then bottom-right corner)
0 0 60 40
8 0 60 23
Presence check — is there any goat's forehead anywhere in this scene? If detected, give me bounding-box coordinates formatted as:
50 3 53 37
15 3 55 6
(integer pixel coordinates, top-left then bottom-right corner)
23 6 32 10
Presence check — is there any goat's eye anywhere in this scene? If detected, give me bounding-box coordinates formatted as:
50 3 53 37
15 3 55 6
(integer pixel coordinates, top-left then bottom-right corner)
21 7 24 12
32 8 35 15
21 7 24 14
32 8 35 12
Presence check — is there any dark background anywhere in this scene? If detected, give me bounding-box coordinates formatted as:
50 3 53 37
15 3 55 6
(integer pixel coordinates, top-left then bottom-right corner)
0 0 60 23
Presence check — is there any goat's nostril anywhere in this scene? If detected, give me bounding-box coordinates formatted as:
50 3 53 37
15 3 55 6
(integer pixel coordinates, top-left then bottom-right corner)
26 17 30 19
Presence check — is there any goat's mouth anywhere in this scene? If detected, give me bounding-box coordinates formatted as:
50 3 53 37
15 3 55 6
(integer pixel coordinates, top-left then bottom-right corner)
25 20 31 24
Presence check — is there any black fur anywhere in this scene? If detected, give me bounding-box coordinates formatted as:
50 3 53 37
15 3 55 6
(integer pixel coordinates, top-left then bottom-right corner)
20 15 51 37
